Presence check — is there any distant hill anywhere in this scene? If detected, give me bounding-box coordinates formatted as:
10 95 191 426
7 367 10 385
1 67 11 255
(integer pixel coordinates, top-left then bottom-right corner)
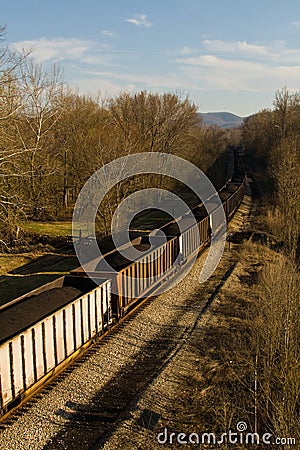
198 112 245 129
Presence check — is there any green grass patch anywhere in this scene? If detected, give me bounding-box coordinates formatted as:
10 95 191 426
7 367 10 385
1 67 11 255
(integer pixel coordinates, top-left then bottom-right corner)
22 221 72 237
0 254 35 275
0 253 79 305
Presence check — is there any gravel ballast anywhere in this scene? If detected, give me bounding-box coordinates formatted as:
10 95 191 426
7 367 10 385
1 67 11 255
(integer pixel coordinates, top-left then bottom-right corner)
0 193 252 450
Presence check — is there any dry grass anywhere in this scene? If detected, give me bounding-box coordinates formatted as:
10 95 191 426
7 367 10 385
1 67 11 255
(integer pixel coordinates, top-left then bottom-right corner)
0 253 37 275
167 240 299 449
0 252 79 304
21 221 72 237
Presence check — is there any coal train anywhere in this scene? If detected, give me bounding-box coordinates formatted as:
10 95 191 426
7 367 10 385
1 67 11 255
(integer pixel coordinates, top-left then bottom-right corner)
0 149 246 419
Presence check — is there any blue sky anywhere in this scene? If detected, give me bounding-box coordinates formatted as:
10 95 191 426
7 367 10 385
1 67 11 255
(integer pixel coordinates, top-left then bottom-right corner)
3 0 300 116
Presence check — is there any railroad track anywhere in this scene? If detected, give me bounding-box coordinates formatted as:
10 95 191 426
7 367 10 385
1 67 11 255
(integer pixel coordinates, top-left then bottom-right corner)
0 186 252 449
0 149 247 446
0 250 239 450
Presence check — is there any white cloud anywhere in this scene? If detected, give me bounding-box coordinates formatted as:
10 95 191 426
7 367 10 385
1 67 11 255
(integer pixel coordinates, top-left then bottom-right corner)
198 39 300 65
11 34 300 107
178 46 198 55
177 54 259 68
172 38 300 94
72 77 125 97
176 52 300 92
84 69 191 90
125 14 152 28
101 30 116 38
11 37 117 68
202 39 270 57
291 20 300 28
80 55 111 65
12 37 93 62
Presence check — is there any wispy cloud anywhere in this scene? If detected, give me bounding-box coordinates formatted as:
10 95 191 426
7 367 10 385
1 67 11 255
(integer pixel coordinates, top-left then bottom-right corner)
12 34 300 103
170 38 300 95
176 51 300 92
101 30 116 38
84 69 191 89
11 37 115 66
198 39 300 65
12 37 93 62
177 39 300 65
72 77 127 97
291 20 300 28
202 39 270 57
178 46 198 55
125 14 152 28
72 70 191 100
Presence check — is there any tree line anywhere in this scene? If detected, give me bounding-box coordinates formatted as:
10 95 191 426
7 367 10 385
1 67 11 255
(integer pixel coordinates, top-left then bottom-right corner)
0 26 231 250
232 88 300 447
241 87 300 258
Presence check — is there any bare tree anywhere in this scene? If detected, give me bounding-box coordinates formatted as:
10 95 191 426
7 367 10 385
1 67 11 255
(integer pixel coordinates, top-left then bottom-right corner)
11 59 64 218
0 25 32 246
269 136 300 256
251 256 300 446
273 87 300 139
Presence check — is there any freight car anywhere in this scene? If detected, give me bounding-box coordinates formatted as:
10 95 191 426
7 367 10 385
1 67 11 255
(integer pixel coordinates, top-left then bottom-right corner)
76 177 245 318
0 150 246 419
0 276 111 417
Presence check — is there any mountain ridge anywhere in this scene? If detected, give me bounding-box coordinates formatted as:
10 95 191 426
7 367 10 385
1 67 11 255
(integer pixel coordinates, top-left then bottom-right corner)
198 112 245 129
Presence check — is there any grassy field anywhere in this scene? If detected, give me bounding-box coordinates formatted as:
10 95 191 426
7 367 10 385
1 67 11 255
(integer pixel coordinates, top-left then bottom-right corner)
0 254 34 275
21 221 73 237
0 252 79 305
